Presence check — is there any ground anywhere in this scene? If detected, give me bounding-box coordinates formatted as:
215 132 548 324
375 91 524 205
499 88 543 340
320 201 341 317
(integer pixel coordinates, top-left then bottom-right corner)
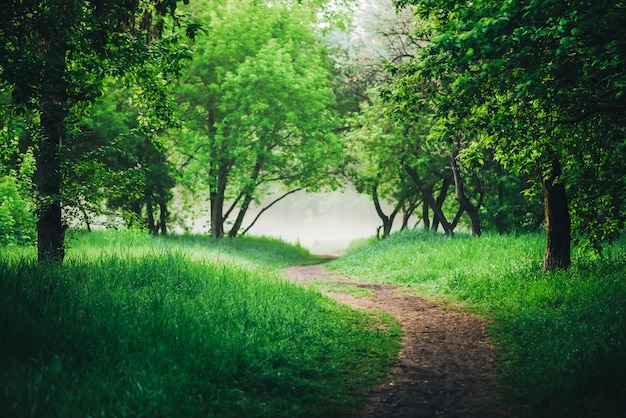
285 263 515 418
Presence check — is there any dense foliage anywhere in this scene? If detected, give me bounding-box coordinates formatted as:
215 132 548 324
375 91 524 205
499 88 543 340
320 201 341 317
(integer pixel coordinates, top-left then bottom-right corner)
0 0 623 274
173 0 344 239
381 0 626 269
0 0 195 261
0 176 35 245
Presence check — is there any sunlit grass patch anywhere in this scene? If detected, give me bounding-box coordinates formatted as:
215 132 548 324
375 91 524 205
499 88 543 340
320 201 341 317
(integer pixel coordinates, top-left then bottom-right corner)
66 229 322 268
305 279 376 297
330 229 626 417
0 231 401 417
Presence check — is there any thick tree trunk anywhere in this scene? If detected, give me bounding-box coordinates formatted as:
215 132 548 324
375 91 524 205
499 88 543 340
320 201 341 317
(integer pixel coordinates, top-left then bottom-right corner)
541 159 571 272
37 35 68 263
210 188 224 239
450 137 482 237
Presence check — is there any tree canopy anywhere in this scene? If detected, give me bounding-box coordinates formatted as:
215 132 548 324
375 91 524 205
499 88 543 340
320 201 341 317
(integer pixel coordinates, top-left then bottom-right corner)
384 0 626 270
0 0 194 261
173 0 344 238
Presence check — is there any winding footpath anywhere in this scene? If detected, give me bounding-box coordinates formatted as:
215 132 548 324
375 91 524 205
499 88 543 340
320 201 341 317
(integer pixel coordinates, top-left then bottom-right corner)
285 263 514 418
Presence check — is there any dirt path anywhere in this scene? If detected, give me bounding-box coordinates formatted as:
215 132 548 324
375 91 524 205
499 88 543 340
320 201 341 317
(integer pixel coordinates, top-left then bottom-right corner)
285 263 514 418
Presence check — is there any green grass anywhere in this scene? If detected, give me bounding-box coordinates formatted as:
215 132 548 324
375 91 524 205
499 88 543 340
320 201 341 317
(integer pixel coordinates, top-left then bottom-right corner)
67 229 322 268
304 280 376 298
329 229 626 417
0 230 402 417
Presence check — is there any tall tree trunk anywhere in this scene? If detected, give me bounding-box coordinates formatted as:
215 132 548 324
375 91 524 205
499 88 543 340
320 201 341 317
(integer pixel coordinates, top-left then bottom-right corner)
450 137 482 236
146 197 157 235
210 164 228 239
37 34 68 263
158 201 168 236
207 107 228 239
421 190 431 230
541 158 571 272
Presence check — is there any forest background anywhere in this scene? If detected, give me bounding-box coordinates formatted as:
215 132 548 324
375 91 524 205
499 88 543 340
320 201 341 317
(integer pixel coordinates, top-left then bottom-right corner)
2 1 626 416
1 0 625 268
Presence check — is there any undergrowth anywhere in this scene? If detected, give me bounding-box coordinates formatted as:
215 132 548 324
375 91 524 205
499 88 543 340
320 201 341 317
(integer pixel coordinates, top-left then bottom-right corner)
0 230 401 417
329 229 626 417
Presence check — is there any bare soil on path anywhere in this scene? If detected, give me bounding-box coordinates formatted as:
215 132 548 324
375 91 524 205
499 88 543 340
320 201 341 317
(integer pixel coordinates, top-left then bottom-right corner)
285 262 515 418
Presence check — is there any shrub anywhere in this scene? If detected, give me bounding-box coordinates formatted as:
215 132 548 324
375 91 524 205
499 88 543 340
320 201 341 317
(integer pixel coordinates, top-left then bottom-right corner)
0 175 35 246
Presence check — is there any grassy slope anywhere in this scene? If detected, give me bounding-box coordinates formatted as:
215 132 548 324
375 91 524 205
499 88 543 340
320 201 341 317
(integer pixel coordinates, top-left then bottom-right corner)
329 230 626 418
0 230 402 418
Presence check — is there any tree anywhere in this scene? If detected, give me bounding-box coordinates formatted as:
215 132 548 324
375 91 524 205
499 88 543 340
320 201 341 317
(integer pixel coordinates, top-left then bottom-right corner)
389 0 626 271
344 98 413 239
343 94 447 238
174 0 343 238
0 0 193 262
74 83 176 234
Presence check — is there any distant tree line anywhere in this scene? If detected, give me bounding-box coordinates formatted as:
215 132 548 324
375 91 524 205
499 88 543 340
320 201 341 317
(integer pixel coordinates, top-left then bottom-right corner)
1 0 624 273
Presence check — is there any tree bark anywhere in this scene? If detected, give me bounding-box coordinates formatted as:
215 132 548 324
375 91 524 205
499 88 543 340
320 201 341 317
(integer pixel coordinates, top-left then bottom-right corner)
421 193 431 231
146 197 157 234
372 183 402 239
37 34 68 263
541 158 571 272
401 198 420 230
207 107 228 239
404 164 453 235
228 155 264 238
158 201 168 236
450 137 482 237
228 192 254 238
431 178 452 233
210 166 228 239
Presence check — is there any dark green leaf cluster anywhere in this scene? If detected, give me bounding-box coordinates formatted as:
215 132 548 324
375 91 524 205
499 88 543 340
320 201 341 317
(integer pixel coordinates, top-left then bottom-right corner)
387 0 626 251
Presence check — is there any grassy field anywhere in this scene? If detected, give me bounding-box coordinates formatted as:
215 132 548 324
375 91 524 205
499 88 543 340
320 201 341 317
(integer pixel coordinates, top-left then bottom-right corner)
0 230 402 418
329 230 626 417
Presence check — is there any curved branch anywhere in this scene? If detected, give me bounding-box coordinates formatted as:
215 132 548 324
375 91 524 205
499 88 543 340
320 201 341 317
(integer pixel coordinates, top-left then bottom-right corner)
240 188 303 236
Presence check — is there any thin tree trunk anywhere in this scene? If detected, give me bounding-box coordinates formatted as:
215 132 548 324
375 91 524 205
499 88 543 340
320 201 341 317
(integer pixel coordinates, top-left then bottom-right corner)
228 155 264 238
81 205 92 232
404 165 452 234
372 183 401 239
146 197 157 235
228 192 255 238
158 201 168 236
432 178 452 233
421 192 431 230
37 34 68 263
401 198 420 230
541 158 571 272
210 167 228 239
450 137 482 237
